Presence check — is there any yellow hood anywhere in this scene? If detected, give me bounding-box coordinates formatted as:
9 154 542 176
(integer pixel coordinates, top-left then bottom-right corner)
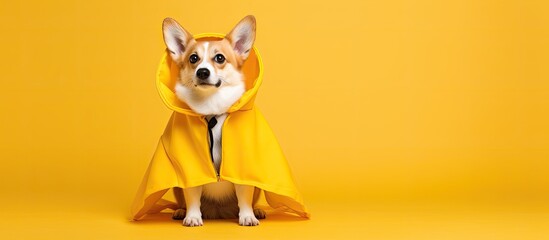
156 33 263 116
131 33 309 220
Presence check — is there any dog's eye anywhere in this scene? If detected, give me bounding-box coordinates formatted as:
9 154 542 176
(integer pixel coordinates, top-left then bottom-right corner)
189 54 199 64
214 54 225 64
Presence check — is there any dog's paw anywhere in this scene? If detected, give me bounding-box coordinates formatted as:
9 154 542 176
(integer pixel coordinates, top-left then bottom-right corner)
172 208 186 220
253 208 266 219
182 214 203 227
239 213 260 226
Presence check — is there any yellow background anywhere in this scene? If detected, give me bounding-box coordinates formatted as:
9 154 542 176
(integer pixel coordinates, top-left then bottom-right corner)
1 0 548 239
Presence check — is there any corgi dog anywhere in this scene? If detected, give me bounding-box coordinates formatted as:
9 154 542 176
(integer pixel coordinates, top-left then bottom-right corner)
162 16 264 226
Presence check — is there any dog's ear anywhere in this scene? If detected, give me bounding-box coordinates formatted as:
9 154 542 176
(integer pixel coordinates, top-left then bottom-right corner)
162 18 193 62
227 15 256 61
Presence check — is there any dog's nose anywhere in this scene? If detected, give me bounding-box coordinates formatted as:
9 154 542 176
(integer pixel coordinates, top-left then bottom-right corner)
196 68 210 80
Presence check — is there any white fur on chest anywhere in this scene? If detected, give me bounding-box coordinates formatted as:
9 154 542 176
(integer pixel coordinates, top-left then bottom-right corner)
175 82 244 116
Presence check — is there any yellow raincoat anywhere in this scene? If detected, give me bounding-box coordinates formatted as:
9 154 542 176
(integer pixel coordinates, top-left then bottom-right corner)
131 33 309 220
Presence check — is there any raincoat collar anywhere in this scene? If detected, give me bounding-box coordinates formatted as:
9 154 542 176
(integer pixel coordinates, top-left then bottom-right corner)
156 33 264 116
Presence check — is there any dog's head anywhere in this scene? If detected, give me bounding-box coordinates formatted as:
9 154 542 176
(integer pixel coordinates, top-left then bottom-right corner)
162 16 256 92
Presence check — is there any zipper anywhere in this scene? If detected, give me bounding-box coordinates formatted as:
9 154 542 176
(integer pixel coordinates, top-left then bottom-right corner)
218 114 231 182
203 114 231 182
202 117 220 181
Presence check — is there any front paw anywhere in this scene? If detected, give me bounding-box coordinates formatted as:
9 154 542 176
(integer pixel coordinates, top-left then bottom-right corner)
183 213 203 227
239 213 260 226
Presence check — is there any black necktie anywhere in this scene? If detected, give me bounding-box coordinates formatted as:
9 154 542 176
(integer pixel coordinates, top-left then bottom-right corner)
207 117 217 162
